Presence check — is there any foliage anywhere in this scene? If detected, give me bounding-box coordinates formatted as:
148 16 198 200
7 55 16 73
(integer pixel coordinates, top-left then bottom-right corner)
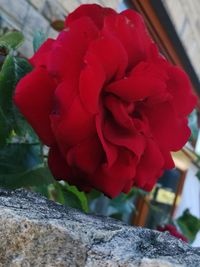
176 209 200 243
0 31 24 51
0 30 90 212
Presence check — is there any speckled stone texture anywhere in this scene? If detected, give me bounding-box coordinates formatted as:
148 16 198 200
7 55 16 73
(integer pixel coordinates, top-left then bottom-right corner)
0 189 199 266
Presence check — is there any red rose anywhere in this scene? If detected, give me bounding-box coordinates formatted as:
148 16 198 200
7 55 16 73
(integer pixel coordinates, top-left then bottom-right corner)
14 4 196 198
157 224 188 242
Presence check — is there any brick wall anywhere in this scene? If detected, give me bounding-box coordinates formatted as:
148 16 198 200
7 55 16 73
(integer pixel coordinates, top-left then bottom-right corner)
162 0 200 79
0 0 121 57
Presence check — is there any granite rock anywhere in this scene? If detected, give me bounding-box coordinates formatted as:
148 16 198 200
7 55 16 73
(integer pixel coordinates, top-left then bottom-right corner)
0 188 199 267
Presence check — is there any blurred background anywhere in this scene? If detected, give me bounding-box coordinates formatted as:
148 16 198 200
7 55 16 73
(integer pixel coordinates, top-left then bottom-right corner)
0 0 200 247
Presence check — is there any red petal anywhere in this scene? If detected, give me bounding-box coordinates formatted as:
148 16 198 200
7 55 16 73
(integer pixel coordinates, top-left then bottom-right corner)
104 95 134 129
79 52 105 114
160 149 175 169
103 119 146 159
51 95 96 147
134 139 164 190
95 112 118 167
52 81 77 115
144 101 191 151
48 146 91 191
29 38 55 67
105 62 167 102
67 135 104 174
85 34 128 82
48 17 99 84
167 66 197 117
48 146 71 180
65 4 116 29
121 9 152 52
103 11 152 68
14 67 56 146
90 149 136 198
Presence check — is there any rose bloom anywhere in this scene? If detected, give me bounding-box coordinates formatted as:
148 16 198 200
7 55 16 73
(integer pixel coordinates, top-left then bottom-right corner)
157 224 188 242
14 4 196 198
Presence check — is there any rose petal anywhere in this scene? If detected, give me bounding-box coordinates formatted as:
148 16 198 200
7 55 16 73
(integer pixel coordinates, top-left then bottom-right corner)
86 34 128 82
105 62 167 102
167 66 197 116
104 95 134 129
67 135 104 174
48 146 91 191
104 119 146 159
65 4 116 29
134 139 164 190
121 9 152 52
48 16 99 84
79 52 105 114
95 112 118 167
144 101 191 151
29 38 55 67
103 11 152 68
52 81 77 116
14 67 56 146
90 149 136 198
160 148 175 169
48 146 71 180
51 95 96 147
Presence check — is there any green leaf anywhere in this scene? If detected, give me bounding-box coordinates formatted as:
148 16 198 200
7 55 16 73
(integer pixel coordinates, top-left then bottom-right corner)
13 57 33 83
0 56 16 114
0 54 7 71
0 165 54 189
0 56 32 113
40 182 88 212
31 184 50 198
10 57 33 135
0 142 53 189
63 189 85 210
0 107 10 146
0 55 33 141
0 31 24 51
176 209 200 242
0 56 16 143
65 183 88 212
33 31 47 52
51 182 86 211
0 143 41 172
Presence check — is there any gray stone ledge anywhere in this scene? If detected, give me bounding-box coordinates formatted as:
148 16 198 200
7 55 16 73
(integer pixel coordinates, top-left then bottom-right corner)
0 188 199 266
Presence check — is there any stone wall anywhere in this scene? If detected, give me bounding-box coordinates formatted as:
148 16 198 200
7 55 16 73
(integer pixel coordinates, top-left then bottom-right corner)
0 189 200 266
162 0 200 79
0 0 121 57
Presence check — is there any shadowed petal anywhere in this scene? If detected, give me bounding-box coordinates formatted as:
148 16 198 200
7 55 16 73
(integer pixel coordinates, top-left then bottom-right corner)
14 67 56 146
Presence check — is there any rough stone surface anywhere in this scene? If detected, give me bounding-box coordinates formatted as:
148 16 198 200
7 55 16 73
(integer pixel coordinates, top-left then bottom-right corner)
0 189 199 267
